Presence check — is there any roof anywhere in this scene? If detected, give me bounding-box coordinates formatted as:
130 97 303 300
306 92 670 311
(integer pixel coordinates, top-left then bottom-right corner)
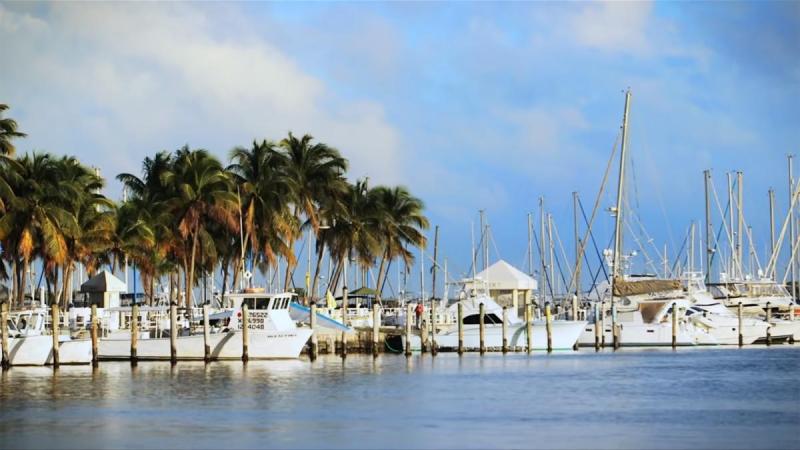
80 270 127 293
348 286 377 297
473 260 537 290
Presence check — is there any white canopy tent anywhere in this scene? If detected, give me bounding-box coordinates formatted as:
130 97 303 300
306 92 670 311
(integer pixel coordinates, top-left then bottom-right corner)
466 260 537 312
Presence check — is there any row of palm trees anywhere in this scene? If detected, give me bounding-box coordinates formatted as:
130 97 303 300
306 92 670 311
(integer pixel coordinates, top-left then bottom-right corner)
0 104 429 309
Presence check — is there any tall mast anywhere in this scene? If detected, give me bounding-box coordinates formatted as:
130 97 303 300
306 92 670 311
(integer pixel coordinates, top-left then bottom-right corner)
539 196 546 304
689 222 695 274
431 225 439 301
790 155 796 293
527 213 533 276
612 89 631 280
548 213 555 295
573 191 582 302
726 172 734 278
704 170 713 283
479 210 486 272
769 188 776 279
737 171 744 279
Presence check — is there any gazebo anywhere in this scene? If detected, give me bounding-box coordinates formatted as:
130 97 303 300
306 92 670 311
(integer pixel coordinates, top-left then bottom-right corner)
471 260 537 313
80 270 127 308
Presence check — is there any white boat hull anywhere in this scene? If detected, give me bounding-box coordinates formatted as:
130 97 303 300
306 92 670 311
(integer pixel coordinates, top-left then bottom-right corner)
99 328 312 360
578 322 707 347
406 320 586 351
1 336 92 366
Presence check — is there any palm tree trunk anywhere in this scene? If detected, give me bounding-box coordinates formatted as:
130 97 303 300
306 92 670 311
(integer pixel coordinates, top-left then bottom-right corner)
11 260 18 308
329 259 342 294
221 262 229 304
310 241 325 301
375 249 389 302
186 231 199 308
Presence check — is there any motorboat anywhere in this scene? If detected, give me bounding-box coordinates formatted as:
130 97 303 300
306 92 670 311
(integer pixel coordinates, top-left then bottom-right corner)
2 309 92 366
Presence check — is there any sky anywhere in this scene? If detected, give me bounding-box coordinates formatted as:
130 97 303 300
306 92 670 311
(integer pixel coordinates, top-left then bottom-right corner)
1 1 799 295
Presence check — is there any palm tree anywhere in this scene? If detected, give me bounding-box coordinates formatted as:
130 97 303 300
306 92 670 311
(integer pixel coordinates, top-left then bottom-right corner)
227 140 293 288
0 104 26 156
0 153 78 306
372 186 429 301
279 132 348 291
166 147 238 307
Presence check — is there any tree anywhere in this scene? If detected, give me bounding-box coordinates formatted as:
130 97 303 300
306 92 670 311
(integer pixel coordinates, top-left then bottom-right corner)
0 104 26 157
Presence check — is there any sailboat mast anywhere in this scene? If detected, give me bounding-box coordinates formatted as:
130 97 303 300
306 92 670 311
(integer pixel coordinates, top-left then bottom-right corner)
539 196 546 304
769 188 776 279
737 171 744 278
704 169 713 283
612 89 631 280
528 213 533 276
573 191 582 302
789 155 796 294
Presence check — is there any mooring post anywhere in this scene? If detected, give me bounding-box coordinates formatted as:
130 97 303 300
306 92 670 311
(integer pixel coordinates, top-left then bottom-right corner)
430 300 437 356
738 302 743 347
671 302 678 349
594 303 601 351
599 301 606 348
203 304 211 362
545 302 553 353
51 303 60 367
612 302 620 350
372 303 380 358
526 301 533 354
310 303 318 361
340 330 348 358
405 303 412 356
457 302 464 354
1 302 9 370
241 303 249 363
502 306 508 353
170 303 178 364
90 304 99 367
479 302 486 354
766 301 771 346
130 302 139 366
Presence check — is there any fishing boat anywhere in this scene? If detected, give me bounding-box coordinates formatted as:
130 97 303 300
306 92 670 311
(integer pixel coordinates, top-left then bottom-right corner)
98 291 312 360
2 309 92 366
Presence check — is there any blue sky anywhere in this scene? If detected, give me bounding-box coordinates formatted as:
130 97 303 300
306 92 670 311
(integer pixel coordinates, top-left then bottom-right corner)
1 1 799 293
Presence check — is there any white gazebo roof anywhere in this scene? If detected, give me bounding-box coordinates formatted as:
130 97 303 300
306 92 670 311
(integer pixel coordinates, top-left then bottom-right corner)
473 260 537 291
80 270 127 293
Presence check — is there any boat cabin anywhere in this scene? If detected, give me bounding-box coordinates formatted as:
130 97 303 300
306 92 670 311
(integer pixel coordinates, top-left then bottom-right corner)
228 291 297 332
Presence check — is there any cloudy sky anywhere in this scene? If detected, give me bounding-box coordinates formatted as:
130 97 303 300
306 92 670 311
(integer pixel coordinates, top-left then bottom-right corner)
1 2 798 292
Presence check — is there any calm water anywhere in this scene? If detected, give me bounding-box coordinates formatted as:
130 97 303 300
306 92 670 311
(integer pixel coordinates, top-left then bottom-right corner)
1 347 798 449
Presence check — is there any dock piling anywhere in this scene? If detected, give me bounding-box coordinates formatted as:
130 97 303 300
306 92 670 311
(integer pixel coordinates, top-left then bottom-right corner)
457 302 464 355
1 302 9 370
90 304 99 367
405 303 412 356
430 300 437 356
51 303 60 367
203 304 211 362
310 303 318 361
737 302 743 347
479 302 486 354
169 303 177 364
502 306 508 353
766 301 771 346
242 304 249 362
545 302 553 353
130 303 139 366
372 303 380 358
594 303 601 351
525 302 532 354
671 302 677 349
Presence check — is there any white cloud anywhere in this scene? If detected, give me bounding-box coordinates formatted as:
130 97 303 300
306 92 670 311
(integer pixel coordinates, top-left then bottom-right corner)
568 1 654 55
0 3 404 193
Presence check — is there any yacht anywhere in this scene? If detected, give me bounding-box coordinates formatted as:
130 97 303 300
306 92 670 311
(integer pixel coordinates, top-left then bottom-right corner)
99 291 312 360
2 309 92 366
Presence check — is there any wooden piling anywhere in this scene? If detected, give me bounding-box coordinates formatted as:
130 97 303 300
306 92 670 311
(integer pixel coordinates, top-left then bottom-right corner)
525 302 532 354
90 304 99 367
430 301 437 356
594 303 601 351
671 302 677 349
479 302 486 354
170 303 178 364
599 301 606 348
766 301 771 346
310 303 318 360
340 330 347 358
737 302 743 347
1 302 9 370
457 302 464 355
241 303 249 362
572 295 579 321
612 302 620 350
372 303 380 357
502 306 508 353
405 303 412 356
545 302 553 353
130 303 139 365
51 303 60 367
203 304 211 362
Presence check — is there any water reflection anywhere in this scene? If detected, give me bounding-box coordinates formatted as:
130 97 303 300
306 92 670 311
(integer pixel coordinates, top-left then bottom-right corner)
0 348 798 449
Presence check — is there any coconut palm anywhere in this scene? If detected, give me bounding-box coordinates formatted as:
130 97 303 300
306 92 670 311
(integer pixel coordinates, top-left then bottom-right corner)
279 132 348 290
227 140 293 287
165 146 238 307
372 186 429 300
0 104 26 156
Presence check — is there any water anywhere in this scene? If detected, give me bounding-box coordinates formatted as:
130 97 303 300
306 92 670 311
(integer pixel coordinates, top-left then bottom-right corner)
1 347 798 449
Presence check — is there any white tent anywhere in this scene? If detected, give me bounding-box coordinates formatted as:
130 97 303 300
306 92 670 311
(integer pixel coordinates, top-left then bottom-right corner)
80 270 127 308
474 260 537 291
